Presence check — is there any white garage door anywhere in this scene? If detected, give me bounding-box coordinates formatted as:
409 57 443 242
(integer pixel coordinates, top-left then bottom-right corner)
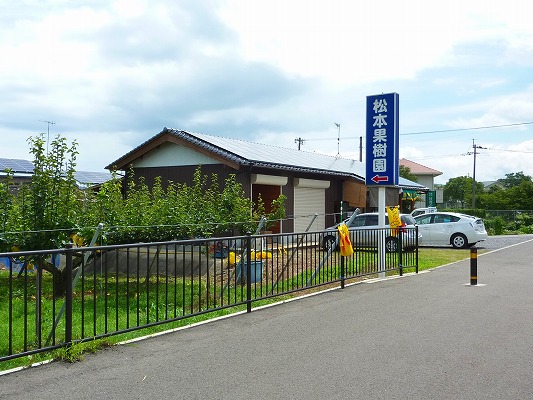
294 187 326 233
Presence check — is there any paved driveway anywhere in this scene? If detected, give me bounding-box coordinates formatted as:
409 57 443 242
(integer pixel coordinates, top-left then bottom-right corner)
1 236 532 399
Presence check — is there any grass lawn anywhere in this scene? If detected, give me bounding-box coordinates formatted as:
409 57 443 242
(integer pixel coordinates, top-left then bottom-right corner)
417 247 478 270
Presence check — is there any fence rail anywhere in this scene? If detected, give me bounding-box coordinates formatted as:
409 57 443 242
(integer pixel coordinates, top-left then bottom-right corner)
0 228 418 363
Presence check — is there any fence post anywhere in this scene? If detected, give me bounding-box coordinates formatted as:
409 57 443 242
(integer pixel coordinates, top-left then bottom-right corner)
65 244 73 344
415 226 419 274
35 259 42 344
398 228 403 276
340 255 345 289
246 233 252 313
470 247 477 286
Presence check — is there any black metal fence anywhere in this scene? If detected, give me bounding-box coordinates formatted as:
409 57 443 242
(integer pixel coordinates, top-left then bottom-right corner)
0 227 418 363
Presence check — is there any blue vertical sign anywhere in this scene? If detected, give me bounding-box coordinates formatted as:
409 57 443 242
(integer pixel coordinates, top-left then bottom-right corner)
365 92 399 186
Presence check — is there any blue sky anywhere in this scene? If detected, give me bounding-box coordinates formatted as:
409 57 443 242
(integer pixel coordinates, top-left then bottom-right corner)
1 0 533 184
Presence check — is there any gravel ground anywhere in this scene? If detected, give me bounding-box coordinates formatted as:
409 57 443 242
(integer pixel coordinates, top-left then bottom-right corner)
465 234 533 250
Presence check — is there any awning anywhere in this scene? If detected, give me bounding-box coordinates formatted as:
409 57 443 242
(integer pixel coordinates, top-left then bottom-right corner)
401 189 420 201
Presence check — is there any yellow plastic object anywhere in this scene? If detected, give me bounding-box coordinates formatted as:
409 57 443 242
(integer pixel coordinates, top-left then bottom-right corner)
337 223 353 257
386 205 402 236
228 252 239 266
251 250 272 260
71 233 85 247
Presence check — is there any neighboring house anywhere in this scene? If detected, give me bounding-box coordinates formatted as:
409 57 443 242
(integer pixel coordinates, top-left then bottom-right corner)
483 180 505 191
400 158 442 209
0 158 115 192
107 128 427 233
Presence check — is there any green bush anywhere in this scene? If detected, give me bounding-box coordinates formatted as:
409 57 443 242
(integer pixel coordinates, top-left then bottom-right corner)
1 135 287 249
485 216 504 235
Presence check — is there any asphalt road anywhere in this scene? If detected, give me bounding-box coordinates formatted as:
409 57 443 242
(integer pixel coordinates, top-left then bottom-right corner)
1 235 532 399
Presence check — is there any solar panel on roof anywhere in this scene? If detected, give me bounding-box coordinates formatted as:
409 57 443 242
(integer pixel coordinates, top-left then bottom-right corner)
74 171 114 184
0 158 114 185
0 158 34 173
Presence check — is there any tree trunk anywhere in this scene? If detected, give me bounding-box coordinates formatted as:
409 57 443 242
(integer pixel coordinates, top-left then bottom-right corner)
38 258 67 297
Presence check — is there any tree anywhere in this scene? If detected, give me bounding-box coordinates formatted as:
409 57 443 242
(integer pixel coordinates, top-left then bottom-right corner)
477 186 509 210
500 171 532 189
0 172 14 238
1 135 288 294
476 172 533 210
506 180 533 209
78 166 286 242
443 176 484 208
399 165 418 182
3 134 81 295
25 134 79 250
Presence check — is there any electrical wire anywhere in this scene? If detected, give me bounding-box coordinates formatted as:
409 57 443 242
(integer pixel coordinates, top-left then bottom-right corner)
484 147 533 154
302 121 533 142
408 144 533 162
399 121 533 136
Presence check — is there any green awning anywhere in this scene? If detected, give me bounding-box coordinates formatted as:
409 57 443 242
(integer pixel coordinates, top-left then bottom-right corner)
401 189 420 201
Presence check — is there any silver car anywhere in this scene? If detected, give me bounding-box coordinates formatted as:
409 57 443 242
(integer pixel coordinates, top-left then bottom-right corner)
414 212 488 248
322 212 421 252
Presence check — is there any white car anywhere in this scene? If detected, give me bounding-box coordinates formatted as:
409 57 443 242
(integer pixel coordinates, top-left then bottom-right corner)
410 207 437 217
414 212 488 248
322 212 421 252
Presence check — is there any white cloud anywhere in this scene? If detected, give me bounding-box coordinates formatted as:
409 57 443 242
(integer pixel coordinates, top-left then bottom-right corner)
217 0 533 85
2 0 533 185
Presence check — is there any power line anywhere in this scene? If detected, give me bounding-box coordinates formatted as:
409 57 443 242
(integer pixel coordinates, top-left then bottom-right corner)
303 121 533 142
408 144 533 163
400 121 533 136
485 147 533 154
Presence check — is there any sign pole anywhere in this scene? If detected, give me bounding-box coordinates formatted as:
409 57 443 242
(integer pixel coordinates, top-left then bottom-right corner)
378 187 386 278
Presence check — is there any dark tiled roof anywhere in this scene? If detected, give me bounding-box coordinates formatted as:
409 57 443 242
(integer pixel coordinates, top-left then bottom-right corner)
170 129 366 179
107 128 427 190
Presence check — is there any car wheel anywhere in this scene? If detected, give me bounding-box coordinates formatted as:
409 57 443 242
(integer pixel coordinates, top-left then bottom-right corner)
385 236 398 252
451 233 468 249
323 235 337 251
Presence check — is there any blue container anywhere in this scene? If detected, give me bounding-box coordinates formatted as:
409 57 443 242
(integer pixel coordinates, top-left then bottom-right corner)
0 254 60 273
237 260 264 283
0 257 24 272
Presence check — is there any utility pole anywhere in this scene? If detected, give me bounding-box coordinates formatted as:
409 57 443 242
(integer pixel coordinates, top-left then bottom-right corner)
40 120 55 155
294 137 305 150
471 139 486 209
335 123 340 156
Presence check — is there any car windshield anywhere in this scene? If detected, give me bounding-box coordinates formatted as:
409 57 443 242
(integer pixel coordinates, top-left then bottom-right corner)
401 215 416 225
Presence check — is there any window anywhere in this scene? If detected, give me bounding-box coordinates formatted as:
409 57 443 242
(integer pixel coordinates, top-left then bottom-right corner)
416 215 433 225
365 215 379 226
434 214 459 224
351 216 366 227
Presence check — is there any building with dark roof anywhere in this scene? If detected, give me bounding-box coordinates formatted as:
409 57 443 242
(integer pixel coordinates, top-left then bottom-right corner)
108 128 427 233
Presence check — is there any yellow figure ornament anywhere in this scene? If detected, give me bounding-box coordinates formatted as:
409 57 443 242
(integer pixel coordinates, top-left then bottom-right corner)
386 205 402 236
337 223 354 257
